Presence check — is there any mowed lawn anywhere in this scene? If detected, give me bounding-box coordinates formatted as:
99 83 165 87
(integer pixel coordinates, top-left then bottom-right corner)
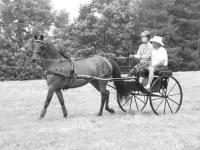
0 72 200 150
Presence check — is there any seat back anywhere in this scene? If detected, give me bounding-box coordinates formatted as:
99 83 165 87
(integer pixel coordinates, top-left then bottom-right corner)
154 69 172 76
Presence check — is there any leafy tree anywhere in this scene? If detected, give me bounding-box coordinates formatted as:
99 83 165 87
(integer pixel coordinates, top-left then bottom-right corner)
53 9 70 40
168 0 200 53
0 0 200 80
0 0 54 48
0 0 54 80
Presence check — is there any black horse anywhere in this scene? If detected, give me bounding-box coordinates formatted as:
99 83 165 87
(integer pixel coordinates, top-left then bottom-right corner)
32 34 129 119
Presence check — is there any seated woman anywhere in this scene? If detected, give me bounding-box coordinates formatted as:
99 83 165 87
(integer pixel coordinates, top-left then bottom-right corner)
128 31 153 83
144 36 168 90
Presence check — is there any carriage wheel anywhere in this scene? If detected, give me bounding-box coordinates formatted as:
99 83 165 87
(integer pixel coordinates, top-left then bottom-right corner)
133 93 148 111
117 92 148 112
149 76 183 115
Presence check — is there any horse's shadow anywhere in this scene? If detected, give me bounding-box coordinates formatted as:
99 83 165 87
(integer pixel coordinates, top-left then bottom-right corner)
68 109 155 119
36 109 155 122
137 110 155 116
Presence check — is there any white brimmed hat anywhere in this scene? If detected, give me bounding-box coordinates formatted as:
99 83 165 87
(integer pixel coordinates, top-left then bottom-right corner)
150 36 165 46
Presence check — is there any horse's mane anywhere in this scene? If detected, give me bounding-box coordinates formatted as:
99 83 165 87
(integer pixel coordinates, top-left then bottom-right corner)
44 39 66 58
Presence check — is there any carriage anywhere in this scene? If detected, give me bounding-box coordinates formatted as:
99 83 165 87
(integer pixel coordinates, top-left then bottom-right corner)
115 67 182 115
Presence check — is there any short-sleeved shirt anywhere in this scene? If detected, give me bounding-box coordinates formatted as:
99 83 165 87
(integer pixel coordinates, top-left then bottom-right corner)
137 42 153 62
151 47 168 67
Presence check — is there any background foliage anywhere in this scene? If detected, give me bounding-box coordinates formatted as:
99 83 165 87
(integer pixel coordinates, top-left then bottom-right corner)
0 0 200 80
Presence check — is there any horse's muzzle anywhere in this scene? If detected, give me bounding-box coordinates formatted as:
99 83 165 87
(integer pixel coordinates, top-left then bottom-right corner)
32 58 36 63
31 55 37 63
31 53 40 63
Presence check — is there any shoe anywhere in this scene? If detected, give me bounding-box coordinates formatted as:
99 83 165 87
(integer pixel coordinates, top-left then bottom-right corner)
144 85 150 90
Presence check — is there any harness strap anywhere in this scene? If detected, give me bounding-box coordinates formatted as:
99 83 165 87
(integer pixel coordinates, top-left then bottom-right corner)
45 58 77 88
58 51 77 78
67 58 77 86
58 51 70 59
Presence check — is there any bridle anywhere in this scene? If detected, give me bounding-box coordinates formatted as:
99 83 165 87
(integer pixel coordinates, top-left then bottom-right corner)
33 40 46 60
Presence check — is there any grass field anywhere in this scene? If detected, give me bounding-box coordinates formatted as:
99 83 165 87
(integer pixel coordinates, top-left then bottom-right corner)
0 71 200 150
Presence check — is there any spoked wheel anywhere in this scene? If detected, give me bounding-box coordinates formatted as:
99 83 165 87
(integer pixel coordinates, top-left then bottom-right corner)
117 92 148 112
149 76 183 115
133 92 148 111
117 93 133 112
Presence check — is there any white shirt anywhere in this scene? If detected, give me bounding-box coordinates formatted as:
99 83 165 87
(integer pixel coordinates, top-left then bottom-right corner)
151 47 168 67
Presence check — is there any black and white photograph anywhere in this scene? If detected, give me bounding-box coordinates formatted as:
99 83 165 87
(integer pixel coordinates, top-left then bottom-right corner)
0 0 200 149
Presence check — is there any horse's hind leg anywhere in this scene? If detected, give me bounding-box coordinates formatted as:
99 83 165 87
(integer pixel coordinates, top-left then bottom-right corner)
90 81 106 116
55 89 68 118
40 85 55 119
105 90 115 113
93 81 114 116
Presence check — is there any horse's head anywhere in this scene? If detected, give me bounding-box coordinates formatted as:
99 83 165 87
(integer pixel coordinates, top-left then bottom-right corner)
32 33 46 63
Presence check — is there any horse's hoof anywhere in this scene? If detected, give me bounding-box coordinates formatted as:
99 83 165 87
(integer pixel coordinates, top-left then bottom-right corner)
62 107 68 118
39 115 44 119
40 109 47 118
106 108 115 113
63 114 67 118
97 113 102 116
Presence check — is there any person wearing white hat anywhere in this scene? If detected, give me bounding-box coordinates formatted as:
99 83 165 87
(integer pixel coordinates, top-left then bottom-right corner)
144 36 168 90
128 31 153 83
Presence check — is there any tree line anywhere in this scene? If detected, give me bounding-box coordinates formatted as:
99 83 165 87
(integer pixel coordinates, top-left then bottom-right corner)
0 0 200 80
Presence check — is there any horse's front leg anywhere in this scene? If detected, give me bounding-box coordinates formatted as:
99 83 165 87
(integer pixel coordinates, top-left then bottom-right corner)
40 85 55 119
55 89 68 118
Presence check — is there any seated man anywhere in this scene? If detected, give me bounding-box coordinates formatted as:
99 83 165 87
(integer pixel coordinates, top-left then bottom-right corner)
128 31 153 83
144 36 168 90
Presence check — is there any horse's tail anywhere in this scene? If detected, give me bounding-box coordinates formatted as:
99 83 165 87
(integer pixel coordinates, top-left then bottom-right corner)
109 59 130 97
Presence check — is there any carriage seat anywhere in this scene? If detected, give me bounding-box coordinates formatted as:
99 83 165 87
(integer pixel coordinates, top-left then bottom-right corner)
154 67 172 76
139 66 172 77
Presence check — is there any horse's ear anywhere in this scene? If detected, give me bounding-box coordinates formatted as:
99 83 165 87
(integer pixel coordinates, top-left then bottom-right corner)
34 33 38 40
39 34 44 41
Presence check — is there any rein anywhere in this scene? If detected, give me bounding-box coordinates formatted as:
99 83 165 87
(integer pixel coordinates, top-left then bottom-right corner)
39 58 71 62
